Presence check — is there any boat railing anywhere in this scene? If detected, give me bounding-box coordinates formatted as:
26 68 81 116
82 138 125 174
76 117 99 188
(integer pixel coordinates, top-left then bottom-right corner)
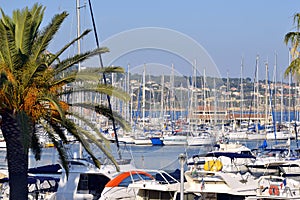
136 169 180 185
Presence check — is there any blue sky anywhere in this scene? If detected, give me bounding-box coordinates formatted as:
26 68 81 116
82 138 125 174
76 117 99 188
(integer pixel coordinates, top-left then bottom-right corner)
1 0 300 80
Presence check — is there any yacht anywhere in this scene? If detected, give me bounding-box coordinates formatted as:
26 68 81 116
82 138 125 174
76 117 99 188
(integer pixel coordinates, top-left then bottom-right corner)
47 158 134 200
245 175 300 200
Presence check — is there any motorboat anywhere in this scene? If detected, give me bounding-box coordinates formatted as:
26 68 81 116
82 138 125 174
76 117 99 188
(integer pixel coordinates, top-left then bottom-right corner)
185 169 257 199
127 170 200 200
245 175 300 199
161 131 188 146
48 158 135 200
187 142 255 173
187 131 216 146
246 147 300 177
101 169 200 200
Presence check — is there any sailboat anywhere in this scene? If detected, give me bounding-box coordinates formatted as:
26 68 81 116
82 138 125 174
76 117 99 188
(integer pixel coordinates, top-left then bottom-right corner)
160 64 189 146
132 64 152 145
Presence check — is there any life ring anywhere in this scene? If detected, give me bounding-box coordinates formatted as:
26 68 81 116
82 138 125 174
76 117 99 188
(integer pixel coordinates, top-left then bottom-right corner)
269 185 280 196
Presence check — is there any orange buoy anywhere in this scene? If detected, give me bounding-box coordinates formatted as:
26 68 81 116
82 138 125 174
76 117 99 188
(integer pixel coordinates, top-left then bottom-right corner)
269 185 280 196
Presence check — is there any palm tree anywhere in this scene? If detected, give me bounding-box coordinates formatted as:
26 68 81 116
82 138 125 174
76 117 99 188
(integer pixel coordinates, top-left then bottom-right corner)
0 4 130 200
284 13 300 78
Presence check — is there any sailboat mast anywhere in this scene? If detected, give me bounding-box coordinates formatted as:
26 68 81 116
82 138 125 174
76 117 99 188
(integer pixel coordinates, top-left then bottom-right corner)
76 0 81 71
142 64 146 129
288 49 292 123
213 77 217 125
281 76 284 123
256 56 260 121
160 74 164 128
76 0 83 158
171 64 175 123
193 60 197 121
127 64 131 124
203 69 206 107
226 71 230 117
273 53 277 124
240 57 244 122
254 55 259 132
265 62 268 125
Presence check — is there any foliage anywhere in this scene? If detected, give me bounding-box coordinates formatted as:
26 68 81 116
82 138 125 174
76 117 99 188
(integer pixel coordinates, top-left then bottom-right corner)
284 13 300 80
0 3 130 175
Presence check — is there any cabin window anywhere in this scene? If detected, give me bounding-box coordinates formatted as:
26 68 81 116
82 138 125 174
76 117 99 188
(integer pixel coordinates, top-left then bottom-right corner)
139 189 173 200
119 174 153 187
160 191 173 199
175 192 201 200
77 173 110 198
77 174 89 193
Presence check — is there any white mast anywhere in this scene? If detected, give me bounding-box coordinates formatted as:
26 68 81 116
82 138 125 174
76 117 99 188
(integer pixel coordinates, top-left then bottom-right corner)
191 60 197 126
76 0 81 71
256 56 260 122
203 68 207 123
76 0 83 158
127 64 131 123
171 63 175 123
213 77 217 125
160 74 164 127
142 64 146 129
240 57 244 122
288 49 292 123
255 55 259 131
273 53 277 125
226 71 230 115
281 75 284 123
265 62 268 125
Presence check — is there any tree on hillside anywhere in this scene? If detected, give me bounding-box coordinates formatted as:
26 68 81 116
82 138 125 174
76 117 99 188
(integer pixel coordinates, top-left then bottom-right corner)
0 4 130 200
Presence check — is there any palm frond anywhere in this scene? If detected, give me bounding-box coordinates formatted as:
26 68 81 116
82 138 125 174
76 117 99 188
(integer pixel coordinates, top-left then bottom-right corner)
0 9 14 30
294 13 300 30
52 47 109 76
67 110 109 143
38 96 67 122
0 19 20 71
51 66 125 87
47 29 91 66
76 126 119 171
69 102 131 131
62 115 119 170
27 3 44 38
58 84 129 104
77 66 125 75
30 129 42 160
284 32 300 45
47 120 68 143
32 11 68 61
284 57 300 78
40 120 69 176
92 104 131 131
60 118 104 167
12 5 36 56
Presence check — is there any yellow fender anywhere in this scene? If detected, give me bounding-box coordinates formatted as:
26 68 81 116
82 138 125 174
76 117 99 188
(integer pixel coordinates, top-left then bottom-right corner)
204 160 223 171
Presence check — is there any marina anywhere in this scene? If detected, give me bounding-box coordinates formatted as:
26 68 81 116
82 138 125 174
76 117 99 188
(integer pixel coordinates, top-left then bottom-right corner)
1 139 300 199
1 0 300 199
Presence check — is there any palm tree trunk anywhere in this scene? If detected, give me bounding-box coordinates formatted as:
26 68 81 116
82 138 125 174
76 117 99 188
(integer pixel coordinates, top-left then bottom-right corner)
1 112 28 200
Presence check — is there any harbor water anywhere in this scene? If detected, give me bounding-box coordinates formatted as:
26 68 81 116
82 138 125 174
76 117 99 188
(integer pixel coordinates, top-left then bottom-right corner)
0 139 298 172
